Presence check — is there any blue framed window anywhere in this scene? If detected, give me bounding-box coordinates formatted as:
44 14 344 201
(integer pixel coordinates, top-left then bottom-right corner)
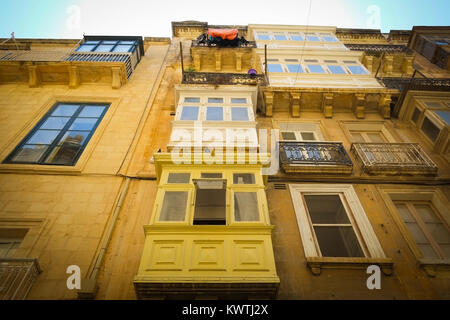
307 65 326 73
76 40 137 53
206 107 223 121
4 103 109 166
180 106 199 120
231 108 249 121
287 64 305 73
328 65 346 74
348 65 369 75
268 64 283 73
257 34 271 40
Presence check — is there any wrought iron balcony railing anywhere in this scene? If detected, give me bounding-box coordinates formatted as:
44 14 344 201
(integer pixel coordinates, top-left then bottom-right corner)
351 143 438 175
379 77 450 91
182 71 266 86
0 258 41 300
345 44 413 56
279 141 353 174
191 39 256 48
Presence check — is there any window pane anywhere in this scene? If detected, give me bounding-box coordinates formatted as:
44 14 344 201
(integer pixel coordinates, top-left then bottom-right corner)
167 173 190 184
405 222 429 244
412 107 421 123
184 97 200 103
69 118 97 131
45 131 89 164
424 102 443 108
348 66 368 75
40 117 70 130
367 132 385 143
301 132 315 140
10 145 48 162
435 110 450 125
112 44 133 52
206 107 223 121
328 65 346 74
78 106 106 118
287 64 304 73
268 64 283 72
257 35 270 40
231 108 249 121
274 35 287 40
159 191 188 221
26 130 60 145
307 65 326 73
426 223 450 245
421 117 440 142
394 203 415 222
233 173 255 184
208 98 223 103
351 132 364 143
119 40 135 45
304 194 350 224
101 40 118 45
323 36 338 42
194 189 226 225
234 192 259 221
417 244 439 259
94 44 114 52
290 35 304 41
414 204 439 223
314 226 364 257
180 106 199 120
231 98 246 104
76 44 96 52
51 104 79 117
306 36 320 41
281 132 296 140
201 173 222 178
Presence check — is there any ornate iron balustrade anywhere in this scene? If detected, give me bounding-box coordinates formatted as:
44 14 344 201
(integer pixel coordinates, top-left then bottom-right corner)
351 143 438 175
279 141 353 174
379 77 450 91
191 39 256 48
182 71 266 85
0 258 41 300
345 44 413 56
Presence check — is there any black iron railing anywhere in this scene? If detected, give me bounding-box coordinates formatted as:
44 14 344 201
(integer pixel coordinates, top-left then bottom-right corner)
279 141 353 166
345 44 413 56
0 258 41 300
182 71 266 85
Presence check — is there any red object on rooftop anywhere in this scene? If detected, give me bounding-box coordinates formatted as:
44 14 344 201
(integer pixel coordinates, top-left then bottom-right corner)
207 28 238 40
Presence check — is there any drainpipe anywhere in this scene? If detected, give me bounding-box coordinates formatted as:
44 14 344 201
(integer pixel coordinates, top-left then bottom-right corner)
77 177 131 299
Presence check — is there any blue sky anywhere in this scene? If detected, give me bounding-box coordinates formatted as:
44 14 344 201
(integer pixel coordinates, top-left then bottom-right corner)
0 0 449 39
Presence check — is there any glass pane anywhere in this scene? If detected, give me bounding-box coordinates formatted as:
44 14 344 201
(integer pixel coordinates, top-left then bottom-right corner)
231 98 246 104
26 130 60 145
180 106 199 120
441 244 450 258
83 41 100 45
306 36 320 41
112 44 133 52
206 107 223 121
101 40 118 45
51 104 79 117
40 117 70 130
417 244 439 259
268 64 283 72
94 44 114 52
351 132 364 143
412 107 421 123
323 36 338 42
421 117 440 142
10 145 48 162
76 44 96 52
435 110 450 125
290 35 304 41
78 106 106 118
367 132 385 143
233 173 255 184
287 64 304 73
57 131 90 146
394 203 415 222
194 189 226 225
301 132 315 141
405 222 429 244
208 98 223 103
281 132 296 140
159 191 188 221
231 108 249 121
234 192 259 221
328 65 346 74
257 35 270 40
307 65 326 73
426 223 450 244
69 118 97 131
424 102 443 108
201 173 222 178
348 65 369 75
414 204 439 223
314 226 364 257
167 173 190 184
119 41 135 45
45 131 89 164
304 194 350 224
274 35 287 40
184 97 200 103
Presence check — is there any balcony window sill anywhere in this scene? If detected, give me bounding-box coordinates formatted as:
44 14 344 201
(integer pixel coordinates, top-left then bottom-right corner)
306 257 394 276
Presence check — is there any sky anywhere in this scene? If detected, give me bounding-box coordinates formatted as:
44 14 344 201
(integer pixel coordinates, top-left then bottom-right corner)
0 0 449 39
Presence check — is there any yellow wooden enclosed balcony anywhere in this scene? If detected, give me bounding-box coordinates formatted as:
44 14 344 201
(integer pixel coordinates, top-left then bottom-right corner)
134 154 279 299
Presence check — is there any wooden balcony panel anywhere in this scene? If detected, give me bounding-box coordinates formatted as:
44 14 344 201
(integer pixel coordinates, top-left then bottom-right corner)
279 141 353 174
0 258 41 300
351 143 438 175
